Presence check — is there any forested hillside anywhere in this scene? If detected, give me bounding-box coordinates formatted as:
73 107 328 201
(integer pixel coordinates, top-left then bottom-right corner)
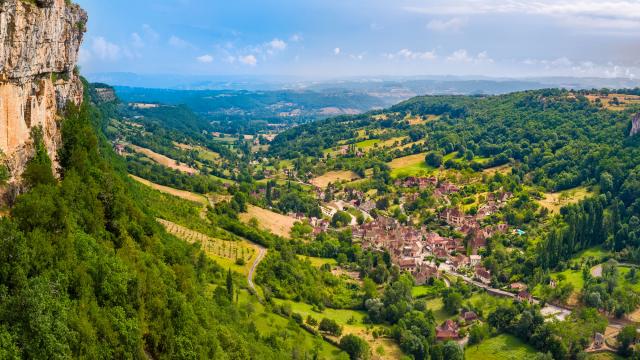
0 81 335 359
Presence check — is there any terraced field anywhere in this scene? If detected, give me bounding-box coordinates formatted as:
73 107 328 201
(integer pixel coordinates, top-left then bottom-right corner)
158 218 258 275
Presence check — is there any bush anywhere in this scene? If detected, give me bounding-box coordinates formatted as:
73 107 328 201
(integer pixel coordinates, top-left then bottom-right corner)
340 334 370 360
319 318 343 336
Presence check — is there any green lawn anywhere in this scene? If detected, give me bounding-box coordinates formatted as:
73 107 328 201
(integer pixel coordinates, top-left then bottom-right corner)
355 139 381 149
298 255 338 268
574 246 610 262
465 334 539 360
465 293 512 317
274 299 366 326
423 298 453 323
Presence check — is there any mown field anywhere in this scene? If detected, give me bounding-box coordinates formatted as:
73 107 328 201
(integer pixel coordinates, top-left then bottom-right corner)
129 144 198 174
465 334 539 360
239 205 298 238
310 170 361 188
538 186 593 214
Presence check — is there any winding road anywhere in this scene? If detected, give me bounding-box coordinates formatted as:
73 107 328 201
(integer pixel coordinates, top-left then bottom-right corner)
248 244 267 293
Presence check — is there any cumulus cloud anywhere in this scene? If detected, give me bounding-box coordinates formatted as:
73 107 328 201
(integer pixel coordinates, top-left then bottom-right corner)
92 37 121 61
406 0 640 30
334 47 341 55
385 49 437 61
267 38 287 52
196 54 214 63
239 54 257 66
446 49 493 63
427 17 468 32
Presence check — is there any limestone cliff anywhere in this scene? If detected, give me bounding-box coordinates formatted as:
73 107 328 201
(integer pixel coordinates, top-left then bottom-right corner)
0 0 86 197
631 113 640 137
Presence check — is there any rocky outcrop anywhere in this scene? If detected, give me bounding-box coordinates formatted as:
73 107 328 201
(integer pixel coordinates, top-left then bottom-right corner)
0 0 86 198
631 113 640 137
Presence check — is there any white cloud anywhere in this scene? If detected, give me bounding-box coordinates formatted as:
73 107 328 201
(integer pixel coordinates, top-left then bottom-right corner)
334 47 341 55
446 49 493 63
169 35 192 49
406 1 640 31
142 24 159 42
522 57 638 79
290 33 303 42
239 54 257 66
131 33 144 48
447 49 472 62
268 38 287 52
427 17 468 32
385 49 437 61
350 53 366 60
196 54 214 63
92 37 121 61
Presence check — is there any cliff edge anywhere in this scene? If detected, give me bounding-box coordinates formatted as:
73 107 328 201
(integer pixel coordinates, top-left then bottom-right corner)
0 0 86 198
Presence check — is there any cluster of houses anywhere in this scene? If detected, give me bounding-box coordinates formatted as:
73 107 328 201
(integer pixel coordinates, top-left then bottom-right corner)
435 311 479 340
438 191 513 254
351 216 494 285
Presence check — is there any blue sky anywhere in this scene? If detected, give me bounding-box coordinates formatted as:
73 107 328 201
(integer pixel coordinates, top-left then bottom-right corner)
76 0 640 79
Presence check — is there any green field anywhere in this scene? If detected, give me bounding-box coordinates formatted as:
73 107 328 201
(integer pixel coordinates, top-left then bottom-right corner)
355 139 381 149
465 292 512 317
298 255 338 268
238 291 348 359
574 246 610 262
274 299 366 325
423 298 453 323
585 353 625 360
465 334 539 360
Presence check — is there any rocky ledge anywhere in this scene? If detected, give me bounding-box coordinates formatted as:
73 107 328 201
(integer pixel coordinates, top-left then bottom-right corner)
0 0 86 201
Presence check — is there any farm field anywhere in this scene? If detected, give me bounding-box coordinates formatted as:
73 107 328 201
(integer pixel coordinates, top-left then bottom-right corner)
129 144 198 174
129 174 208 205
239 205 298 238
406 114 440 125
355 137 407 151
584 93 640 111
465 334 539 360
482 164 512 176
388 153 430 178
310 170 361 188
538 186 593 214
158 218 258 275
273 300 403 360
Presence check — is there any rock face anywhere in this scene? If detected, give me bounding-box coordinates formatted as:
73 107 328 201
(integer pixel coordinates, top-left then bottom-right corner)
0 0 86 198
631 113 640 137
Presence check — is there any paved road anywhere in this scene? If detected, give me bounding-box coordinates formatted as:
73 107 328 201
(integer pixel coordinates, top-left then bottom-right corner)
440 266 572 320
248 245 267 293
